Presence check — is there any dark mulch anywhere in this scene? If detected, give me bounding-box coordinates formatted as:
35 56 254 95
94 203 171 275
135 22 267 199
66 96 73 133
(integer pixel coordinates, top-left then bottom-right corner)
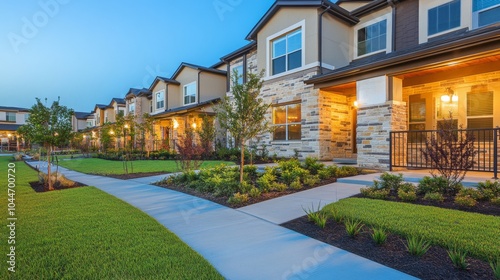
352 191 500 216
29 181 87 193
102 172 169 180
157 177 338 208
282 216 496 280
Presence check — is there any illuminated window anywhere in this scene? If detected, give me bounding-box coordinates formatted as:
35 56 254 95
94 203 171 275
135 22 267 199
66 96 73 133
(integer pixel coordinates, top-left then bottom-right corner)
273 103 301 141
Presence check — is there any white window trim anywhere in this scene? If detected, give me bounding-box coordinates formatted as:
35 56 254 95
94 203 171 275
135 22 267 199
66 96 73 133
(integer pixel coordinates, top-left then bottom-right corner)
472 1 500 29
353 13 392 59
183 81 197 106
419 0 470 44
155 90 165 110
265 20 306 78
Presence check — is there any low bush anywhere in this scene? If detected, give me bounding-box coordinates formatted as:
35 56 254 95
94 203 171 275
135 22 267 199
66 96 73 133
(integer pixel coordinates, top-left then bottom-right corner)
491 197 500 206
303 175 320 187
248 187 261 198
335 166 361 178
302 157 325 175
272 182 287 192
374 172 404 191
457 188 484 201
397 188 417 202
454 195 477 207
423 192 444 202
227 192 249 205
417 176 449 195
256 172 276 193
477 180 500 200
289 178 302 190
360 187 390 199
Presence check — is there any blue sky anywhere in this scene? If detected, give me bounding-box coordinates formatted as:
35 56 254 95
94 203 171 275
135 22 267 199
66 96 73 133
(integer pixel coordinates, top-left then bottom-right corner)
0 0 274 112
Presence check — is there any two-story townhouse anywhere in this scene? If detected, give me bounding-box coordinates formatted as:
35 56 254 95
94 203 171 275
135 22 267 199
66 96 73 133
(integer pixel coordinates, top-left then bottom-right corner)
220 0 359 161
306 0 500 170
0 106 29 151
72 112 94 132
150 63 227 150
125 88 153 120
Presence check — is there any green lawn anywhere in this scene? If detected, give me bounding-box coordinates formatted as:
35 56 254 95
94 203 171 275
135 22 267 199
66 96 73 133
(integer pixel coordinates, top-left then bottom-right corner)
323 198 500 261
56 157 233 175
0 157 223 279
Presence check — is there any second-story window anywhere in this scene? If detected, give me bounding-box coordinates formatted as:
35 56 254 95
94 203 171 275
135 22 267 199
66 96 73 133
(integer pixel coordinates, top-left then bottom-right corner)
272 29 302 76
357 19 387 57
129 103 135 114
473 0 500 28
105 112 108 123
233 65 244 85
156 91 164 110
184 82 197 105
6 112 16 122
428 0 461 36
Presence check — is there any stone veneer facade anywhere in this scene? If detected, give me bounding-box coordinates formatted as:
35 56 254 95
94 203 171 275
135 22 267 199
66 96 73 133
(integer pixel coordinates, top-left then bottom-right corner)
356 101 407 169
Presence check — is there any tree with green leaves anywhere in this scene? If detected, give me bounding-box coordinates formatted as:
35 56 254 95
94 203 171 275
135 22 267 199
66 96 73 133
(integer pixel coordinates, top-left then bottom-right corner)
215 70 270 183
197 114 216 157
17 98 74 191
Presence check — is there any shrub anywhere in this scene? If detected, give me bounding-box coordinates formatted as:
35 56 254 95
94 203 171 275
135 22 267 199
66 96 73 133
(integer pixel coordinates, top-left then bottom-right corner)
477 180 500 200
227 192 249 205
302 157 325 175
277 158 302 171
256 172 276 193
345 219 364 237
374 172 404 191
303 203 328 229
248 187 261 198
303 175 320 187
417 176 450 195
360 187 389 199
490 258 500 279
491 197 500 206
13 153 24 161
371 228 388 245
289 178 302 190
447 247 468 270
318 167 335 180
454 195 477 207
243 165 258 180
423 192 444 202
239 181 253 194
38 172 77 189
272 182 287 192
335 166 361 177
397 188 417 202
281 166 309 185
457 188 484 201
405 236 431 257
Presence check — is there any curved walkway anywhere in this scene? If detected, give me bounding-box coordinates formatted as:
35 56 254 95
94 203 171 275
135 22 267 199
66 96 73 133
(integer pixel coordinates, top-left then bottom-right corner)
27 161 416 280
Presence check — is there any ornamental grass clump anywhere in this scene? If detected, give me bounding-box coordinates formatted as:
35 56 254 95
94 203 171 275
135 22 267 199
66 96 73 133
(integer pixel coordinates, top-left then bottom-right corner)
344 219 364 237
303 203 328 229
490 258 500 279
371 228 388 245
405 236 431 257
447 247 469 270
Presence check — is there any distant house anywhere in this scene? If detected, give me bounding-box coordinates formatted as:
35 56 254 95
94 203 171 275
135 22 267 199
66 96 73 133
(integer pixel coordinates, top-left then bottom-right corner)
0 106 29 151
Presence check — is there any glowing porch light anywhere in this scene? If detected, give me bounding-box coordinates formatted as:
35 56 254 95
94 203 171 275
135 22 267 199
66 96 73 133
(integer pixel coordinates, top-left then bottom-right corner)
173 119 179 129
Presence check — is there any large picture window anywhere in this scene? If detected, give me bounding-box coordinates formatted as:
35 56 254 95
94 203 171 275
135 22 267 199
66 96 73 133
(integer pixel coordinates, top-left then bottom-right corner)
273 103 301 141
428 0 461 36
272 29 302 76
468 90 494 140
156 91 164 109
184 83 197 105
357 20 387 56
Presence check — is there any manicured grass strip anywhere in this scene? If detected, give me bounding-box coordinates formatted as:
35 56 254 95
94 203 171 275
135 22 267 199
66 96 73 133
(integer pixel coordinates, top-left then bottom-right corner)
0 157 223 279
323 198 500 261
56 157 233 175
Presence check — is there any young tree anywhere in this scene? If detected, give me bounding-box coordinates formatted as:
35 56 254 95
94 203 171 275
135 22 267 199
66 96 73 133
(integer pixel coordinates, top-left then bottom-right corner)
197 114 216 157
215 70 270 183
17 98 74 191
175 127 204 171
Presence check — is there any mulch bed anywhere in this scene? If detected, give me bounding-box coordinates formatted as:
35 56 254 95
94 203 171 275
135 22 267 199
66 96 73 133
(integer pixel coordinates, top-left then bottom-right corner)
29 181 87 193
282 216 496 280
156 177 338 208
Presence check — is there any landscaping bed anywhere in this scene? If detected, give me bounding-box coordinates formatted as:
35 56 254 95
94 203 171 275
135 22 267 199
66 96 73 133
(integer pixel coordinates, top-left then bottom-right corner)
283 214 496 280
155 158 361 208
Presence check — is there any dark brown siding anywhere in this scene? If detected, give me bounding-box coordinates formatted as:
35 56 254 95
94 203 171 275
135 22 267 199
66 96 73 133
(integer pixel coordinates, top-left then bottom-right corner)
395 0 419 51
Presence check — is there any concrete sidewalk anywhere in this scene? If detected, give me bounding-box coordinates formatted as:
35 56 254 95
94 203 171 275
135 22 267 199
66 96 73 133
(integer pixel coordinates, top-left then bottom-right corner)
27 161 416 280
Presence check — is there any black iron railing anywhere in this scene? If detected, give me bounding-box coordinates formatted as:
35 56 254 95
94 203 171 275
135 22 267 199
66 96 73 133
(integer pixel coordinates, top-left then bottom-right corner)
390 128 499 178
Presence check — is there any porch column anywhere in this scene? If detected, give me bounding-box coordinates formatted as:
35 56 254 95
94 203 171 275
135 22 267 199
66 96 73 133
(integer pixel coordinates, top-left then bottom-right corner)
356 76 407 170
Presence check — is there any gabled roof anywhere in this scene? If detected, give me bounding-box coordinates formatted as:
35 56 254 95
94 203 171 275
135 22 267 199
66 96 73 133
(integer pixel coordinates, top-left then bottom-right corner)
221 41 257 62
171 62 227 80
0 106 29 112
109 98 126 106
125 88 152 99
245 0 358 40
74 111 93 119
94 104 109 111
148 76 181 91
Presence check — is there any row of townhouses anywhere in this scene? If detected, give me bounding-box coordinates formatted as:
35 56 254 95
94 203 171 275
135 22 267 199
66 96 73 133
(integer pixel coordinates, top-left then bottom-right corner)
3 0 500 171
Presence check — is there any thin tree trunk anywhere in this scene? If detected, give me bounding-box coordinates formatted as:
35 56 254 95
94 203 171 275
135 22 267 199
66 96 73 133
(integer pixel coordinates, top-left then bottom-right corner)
240 140 245 183
47 145 53 191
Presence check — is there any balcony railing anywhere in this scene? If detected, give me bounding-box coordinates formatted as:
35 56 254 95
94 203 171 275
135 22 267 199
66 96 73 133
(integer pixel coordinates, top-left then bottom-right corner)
390 128 499 178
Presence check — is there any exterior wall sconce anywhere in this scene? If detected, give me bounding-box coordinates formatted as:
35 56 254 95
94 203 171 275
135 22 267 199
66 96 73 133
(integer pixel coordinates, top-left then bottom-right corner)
441 88 458 102
192 122 197 129
173 119 179 129
352 101 358 109
109 130 114 135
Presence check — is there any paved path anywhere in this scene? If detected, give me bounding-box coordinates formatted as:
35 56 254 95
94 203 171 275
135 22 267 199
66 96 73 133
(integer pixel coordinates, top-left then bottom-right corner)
27 161 416 280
